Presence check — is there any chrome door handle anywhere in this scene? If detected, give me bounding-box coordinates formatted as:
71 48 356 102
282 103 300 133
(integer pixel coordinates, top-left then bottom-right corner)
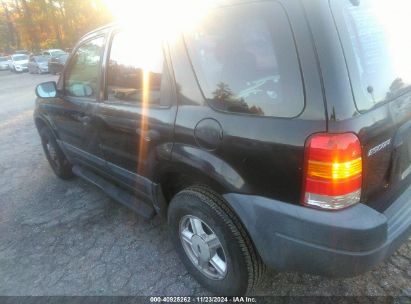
136 129 160 142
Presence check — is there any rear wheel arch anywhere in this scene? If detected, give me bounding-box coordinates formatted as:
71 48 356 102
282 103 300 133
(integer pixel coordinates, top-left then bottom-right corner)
154 158 265 271
156 166 252 239
157 166 228 205
152 144 251 218
157 145 249 201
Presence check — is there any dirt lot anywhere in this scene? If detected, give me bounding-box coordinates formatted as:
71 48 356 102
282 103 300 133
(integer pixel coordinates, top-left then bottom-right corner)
0 71 410 297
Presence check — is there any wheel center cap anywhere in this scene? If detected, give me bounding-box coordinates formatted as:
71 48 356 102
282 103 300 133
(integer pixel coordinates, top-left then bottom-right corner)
191 235 211 261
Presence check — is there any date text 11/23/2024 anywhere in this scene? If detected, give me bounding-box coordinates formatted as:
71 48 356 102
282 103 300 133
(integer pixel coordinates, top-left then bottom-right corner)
149 297 257 303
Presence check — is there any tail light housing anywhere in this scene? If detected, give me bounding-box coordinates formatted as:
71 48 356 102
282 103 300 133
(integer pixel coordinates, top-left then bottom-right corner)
302 133 362 210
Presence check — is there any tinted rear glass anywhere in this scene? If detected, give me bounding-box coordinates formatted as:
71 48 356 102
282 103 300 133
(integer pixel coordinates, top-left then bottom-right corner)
51 50 66 56
332 0 411 111
13 55 28 61
185 2 304 117
35 56 47 62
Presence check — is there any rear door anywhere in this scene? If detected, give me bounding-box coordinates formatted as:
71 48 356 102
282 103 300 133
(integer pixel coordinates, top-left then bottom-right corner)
330 0 411 210
96 29 178 199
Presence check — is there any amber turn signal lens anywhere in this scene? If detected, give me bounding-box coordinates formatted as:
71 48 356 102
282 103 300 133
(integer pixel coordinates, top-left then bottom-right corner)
302 133 362 210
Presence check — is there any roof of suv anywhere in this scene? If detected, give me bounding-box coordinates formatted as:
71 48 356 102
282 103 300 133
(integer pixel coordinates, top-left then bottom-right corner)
83 0 296 37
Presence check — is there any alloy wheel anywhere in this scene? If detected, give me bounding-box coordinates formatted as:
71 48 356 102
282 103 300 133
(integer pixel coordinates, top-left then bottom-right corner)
179 215 227 280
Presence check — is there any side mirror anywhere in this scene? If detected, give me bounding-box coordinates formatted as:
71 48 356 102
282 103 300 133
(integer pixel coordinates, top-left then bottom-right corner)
36 81 58 98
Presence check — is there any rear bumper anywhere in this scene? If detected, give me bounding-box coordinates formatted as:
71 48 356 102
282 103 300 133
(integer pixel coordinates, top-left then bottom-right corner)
223 184 411 277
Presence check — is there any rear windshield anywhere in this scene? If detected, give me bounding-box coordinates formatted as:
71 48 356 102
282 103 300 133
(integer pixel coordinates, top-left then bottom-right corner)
51 50 66 56
331 0 411 111
184 2 304 118
35 56 47 62
13 55 28 61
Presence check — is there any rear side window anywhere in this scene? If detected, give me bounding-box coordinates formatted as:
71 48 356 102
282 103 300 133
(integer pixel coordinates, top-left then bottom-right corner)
185 2 304 117
106 31 165 106
332 0 411 111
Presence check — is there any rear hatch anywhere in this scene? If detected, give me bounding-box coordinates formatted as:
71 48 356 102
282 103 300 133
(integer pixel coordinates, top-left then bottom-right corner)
331 0 411 211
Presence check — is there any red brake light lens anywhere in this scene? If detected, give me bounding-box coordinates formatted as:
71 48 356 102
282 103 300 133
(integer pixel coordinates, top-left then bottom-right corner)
302 133 362 210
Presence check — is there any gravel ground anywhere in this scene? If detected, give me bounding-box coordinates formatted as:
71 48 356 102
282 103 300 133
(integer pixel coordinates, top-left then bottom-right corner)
0 72 410 297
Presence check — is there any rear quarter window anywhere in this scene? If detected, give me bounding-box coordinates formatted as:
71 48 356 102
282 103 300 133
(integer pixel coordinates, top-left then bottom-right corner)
331 0 411 112
184 2 304 118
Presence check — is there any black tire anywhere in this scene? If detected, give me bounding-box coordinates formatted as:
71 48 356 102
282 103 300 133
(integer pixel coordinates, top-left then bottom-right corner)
39 127 73 179
168 185 265 295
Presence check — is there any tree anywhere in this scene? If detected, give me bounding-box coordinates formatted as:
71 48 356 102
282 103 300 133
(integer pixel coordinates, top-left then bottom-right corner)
0 0 17 52
0 0 113 53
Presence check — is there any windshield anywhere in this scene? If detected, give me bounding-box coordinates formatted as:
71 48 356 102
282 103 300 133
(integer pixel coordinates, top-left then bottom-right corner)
0 57 7 62
332 0 411 111
35 56 48 63
13 55 28 61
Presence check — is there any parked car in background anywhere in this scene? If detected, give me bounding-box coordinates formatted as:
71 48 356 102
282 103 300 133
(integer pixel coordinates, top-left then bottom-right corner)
10 54 29 72
28 55 49 74
48 53 69 75
0 56 11 71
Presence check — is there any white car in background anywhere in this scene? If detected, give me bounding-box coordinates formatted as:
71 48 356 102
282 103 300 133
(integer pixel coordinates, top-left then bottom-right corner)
10 54 29 72
0 56 11 71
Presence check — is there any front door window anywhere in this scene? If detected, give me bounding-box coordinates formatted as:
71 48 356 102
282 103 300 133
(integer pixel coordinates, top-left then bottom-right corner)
64 37 104 99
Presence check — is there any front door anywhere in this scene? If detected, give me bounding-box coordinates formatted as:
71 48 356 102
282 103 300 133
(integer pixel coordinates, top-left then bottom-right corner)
53 34 106 170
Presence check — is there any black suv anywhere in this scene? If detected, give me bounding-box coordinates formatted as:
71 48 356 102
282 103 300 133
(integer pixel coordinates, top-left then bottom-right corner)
34 0 411 295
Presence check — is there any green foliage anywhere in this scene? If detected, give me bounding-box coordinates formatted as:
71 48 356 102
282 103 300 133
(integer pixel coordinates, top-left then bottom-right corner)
0 0 113 53
0 12 8 52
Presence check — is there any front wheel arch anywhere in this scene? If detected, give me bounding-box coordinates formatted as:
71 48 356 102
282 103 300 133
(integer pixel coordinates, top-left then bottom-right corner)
34 117 59 141
39 126 73 179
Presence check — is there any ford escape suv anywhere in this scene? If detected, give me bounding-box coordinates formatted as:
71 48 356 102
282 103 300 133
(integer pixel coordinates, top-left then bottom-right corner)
34 0 411 295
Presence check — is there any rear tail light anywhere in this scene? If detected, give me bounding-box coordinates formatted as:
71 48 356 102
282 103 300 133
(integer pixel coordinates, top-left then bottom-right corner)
302 133 362 210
